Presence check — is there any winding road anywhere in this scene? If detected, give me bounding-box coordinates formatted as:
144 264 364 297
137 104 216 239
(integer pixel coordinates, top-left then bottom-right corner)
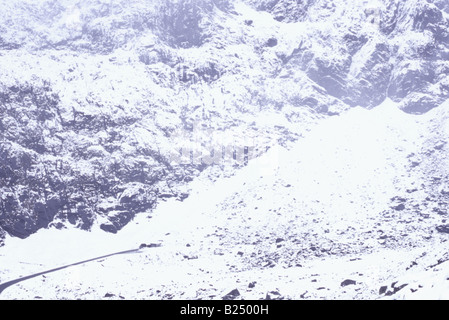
0 247 144 296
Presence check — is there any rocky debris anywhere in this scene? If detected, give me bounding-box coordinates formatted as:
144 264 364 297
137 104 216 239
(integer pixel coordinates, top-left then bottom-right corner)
392 204 406 211
183 254 199 260
0 228 4 247
440 185 449 196
340 279 357 287
264 290 283 300
222 289 240 300
390 196 408 211
436 225 449 234
266 37 278 47
428 254 449 269
379 285 388 295
177 193 190 202
432 207 447 215
244 19 253 26
434 142 446 151
384 282 408 297
406 261 418 271
246 0 313 23
248 281 256 288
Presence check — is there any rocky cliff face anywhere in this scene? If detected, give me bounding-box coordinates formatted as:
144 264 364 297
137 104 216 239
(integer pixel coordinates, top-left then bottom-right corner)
0 0 448 245
247 0 449 112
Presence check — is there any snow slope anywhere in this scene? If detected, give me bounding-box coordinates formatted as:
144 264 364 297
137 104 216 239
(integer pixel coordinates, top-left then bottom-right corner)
2 98 449 300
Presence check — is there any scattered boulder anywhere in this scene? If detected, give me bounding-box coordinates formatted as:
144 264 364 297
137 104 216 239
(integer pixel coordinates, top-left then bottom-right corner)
440 185 449 195
177 193 189 202
266 37 278 47
222 289 240 300
100 223 118 234
392 203 406 211
263 261 276 268
385 282 408 296
411 161 421 168
379 286 388 295
341 279 357 287
183 254 198 260
436 225 449 233
434 142 446 150
433 207 447 215
265 290 282 300
406 261 418 271
391 196 407 202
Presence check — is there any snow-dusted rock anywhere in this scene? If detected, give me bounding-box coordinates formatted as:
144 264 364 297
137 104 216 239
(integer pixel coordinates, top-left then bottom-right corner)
1 0 449 301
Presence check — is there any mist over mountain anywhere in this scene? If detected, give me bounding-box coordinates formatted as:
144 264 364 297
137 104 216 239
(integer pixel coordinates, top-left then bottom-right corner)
1 0 449 301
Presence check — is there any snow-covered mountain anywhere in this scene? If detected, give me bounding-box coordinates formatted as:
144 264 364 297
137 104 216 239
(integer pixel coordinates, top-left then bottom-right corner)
0 0 325 240
1 0 449 300
2 98 449 300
